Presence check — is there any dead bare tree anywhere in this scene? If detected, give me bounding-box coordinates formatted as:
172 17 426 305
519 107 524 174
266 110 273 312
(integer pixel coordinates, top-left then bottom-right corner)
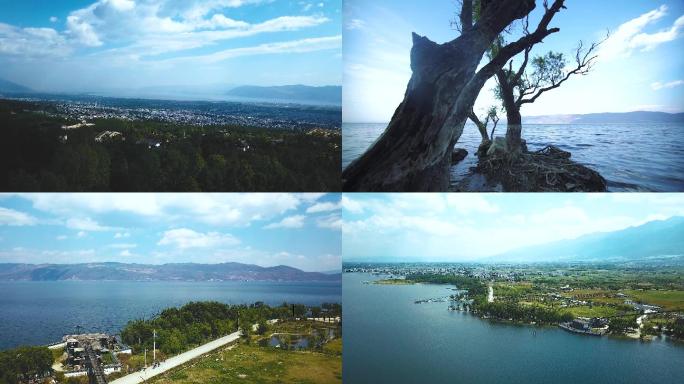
342 0 567 191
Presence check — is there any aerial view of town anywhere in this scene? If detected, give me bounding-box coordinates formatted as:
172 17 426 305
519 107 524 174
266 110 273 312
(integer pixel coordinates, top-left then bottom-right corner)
0 97 341 192
342 193 684 383
0 0 343 192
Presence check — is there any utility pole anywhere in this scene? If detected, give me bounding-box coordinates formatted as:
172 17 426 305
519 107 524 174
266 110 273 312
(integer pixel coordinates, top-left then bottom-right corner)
144 348 147 368
153 329 156 363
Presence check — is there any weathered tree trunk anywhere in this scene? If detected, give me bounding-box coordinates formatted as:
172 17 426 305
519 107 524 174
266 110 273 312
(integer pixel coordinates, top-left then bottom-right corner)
342 0 537 191
468 110 492 156
495 69 524 155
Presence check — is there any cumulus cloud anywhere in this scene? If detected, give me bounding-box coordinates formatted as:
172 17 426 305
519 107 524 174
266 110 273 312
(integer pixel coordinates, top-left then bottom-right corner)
0 207 38 226
158 228 240 249
306 201 341 213
1 0 334 61
600 5 684 60
20 193 309 227
264 215 306 229
316 214 341 229
66 217 112 232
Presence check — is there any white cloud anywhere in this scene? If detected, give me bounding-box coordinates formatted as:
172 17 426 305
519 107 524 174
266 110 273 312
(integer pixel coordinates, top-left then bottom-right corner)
346 18 365 30
164 35 341 64
66 217 111 232
21 193 308 227
1 0 333 61
158 228 240 249
114 232 131 238
600 5 684 60
341 195 364 214
306 201 340 213
0 23 70 57
49 16 59 23
264 215 306 229
76 231 87 238
317 214 341 229
119 249 133 257
56 235 68 240
0 207 38 226
651 79 684 90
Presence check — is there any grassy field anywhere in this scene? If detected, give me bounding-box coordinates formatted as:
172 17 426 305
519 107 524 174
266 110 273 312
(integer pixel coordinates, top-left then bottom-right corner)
625 290 684 311
150 344 341 384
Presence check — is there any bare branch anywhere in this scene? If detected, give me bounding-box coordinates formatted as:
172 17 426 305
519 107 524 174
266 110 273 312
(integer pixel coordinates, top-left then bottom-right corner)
519 34 607 106
470 0 565 89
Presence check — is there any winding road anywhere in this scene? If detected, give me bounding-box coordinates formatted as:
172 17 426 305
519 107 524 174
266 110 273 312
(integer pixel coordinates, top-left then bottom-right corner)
109 330 241 384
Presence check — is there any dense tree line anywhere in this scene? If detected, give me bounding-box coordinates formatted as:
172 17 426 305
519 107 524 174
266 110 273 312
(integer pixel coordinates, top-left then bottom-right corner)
0 100 341 192
0 346 52 384
120 301 340 355
406 273 487 298
475 301 573 324
608 316 637 333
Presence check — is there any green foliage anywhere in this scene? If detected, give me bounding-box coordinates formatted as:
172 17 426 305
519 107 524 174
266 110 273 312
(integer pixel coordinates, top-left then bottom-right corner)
0 346 53 384
0 100 341 192
530 51 566 88
406 273 487 298
608 316 637 333
476 301 573 324
120 301 336 356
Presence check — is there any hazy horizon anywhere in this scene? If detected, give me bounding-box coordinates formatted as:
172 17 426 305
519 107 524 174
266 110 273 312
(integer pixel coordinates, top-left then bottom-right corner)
342 194 684 262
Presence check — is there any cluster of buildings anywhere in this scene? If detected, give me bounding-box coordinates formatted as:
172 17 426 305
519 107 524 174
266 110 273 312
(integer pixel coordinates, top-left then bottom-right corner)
59 333 129 378
50 99 340 130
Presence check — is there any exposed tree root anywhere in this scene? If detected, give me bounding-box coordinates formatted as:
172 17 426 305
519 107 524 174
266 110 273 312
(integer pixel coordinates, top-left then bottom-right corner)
475 145 606 192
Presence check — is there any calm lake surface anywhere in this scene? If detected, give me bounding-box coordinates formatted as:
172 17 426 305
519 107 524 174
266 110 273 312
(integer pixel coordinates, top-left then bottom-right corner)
0 280 340 350
342 122 684 192
343 273 684 384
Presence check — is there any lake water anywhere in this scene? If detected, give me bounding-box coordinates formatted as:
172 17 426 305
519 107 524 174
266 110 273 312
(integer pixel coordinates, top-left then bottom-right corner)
343 273 684 384
342 122 684 191
0 280 340 350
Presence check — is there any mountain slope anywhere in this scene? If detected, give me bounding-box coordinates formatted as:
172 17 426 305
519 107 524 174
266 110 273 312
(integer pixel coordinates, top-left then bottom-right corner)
0 78 33 93
0 262 340 282
489 216 684 263
226 85 341 104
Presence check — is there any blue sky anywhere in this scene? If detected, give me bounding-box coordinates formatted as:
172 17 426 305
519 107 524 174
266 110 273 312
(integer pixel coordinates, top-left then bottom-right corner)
0 193 341 272
0 0 342 92
342 193 684 262
344 0 684 122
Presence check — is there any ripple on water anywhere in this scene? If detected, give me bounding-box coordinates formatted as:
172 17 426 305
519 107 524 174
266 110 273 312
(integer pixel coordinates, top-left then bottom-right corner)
342 122 684 192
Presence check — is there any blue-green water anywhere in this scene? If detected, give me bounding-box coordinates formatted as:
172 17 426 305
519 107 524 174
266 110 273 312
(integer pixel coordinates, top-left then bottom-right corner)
0 280 340 350
343 273 684 384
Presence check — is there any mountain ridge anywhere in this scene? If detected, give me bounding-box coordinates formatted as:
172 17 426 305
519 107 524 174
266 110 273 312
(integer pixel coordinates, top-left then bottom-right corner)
0 261 341 282
226 85 342 104
522 111 684 124
488 216 684 263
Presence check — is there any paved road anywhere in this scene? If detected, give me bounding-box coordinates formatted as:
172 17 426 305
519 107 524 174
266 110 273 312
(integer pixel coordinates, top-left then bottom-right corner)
110 330 241 384
488 284 494 303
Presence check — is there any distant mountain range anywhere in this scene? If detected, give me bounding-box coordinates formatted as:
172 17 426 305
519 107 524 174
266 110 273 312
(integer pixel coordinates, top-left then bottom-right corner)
0 78 342 105
523 111 684 124
0 78 33 93
489 216 684 263
0 262 340 282
226 85 342 104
